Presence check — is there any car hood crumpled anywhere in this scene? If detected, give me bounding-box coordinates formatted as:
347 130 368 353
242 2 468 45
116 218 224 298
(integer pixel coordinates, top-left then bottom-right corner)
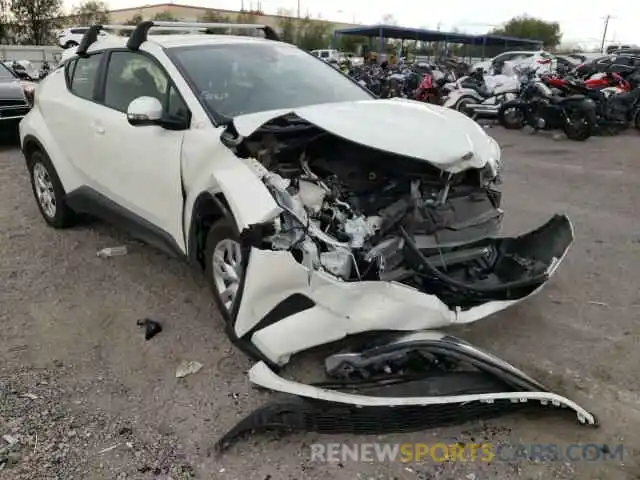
231 98 501 174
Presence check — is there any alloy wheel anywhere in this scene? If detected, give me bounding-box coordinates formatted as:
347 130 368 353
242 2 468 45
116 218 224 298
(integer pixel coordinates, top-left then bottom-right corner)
33 162 56 218
212 238 243 312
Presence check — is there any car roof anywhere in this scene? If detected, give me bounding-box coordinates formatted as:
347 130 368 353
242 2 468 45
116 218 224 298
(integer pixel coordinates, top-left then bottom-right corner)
80 32 281 55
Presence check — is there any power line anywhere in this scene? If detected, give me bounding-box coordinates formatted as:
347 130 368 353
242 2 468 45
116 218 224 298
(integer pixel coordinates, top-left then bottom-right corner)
600 14 614 52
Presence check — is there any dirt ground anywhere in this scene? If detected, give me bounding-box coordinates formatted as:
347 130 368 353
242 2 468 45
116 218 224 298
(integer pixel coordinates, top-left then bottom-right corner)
1 128 640 480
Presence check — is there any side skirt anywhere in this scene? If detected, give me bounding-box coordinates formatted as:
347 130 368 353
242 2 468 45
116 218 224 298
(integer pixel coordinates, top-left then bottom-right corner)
65 186 185 260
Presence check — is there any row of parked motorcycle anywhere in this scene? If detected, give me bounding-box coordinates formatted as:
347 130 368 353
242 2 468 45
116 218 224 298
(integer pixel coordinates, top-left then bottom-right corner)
348 58 640 141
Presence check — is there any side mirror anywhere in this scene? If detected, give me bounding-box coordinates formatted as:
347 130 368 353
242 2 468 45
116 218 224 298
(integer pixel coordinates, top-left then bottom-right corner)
126 96 163 126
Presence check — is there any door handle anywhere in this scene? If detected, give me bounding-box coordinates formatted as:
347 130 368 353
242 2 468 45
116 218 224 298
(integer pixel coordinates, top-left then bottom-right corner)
92 123 105 135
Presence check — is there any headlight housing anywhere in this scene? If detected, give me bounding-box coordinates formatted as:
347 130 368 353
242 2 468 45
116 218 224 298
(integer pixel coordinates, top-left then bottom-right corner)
487 136 503 181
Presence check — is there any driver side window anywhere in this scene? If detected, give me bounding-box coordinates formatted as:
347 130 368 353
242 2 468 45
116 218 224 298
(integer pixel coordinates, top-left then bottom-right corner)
104 51 167 112
102 51 189 122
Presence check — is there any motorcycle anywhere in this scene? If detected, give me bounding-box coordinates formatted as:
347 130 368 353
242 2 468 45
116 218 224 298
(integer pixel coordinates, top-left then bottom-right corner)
443 69 520 119
547 72 640 134
497 70 597 141
39 60 51 80
414 72 443 104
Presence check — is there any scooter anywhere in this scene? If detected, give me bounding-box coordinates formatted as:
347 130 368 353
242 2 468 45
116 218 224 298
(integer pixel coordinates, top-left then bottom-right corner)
443 69 521 118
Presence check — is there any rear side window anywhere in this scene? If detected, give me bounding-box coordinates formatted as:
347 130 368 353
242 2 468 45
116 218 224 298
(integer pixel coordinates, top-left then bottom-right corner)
67 53 103 100
70 28 88 34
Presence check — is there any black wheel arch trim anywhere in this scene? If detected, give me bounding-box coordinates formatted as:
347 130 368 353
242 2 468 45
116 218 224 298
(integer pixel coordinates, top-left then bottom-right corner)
21 134 46 159
187 191 232 267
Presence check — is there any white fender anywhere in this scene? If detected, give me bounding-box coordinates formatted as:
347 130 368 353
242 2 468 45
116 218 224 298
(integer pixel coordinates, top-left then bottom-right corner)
443 89 483 109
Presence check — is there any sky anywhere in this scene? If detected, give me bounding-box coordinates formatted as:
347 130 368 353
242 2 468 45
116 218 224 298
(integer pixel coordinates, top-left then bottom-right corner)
64 0 640 49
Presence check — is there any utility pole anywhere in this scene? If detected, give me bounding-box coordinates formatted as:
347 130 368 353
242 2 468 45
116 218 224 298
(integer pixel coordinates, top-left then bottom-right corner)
297 0 300 18
600 15 611 53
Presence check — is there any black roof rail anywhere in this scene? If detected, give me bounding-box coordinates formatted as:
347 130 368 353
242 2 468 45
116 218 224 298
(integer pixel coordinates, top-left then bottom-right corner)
126 20 280 50
76 24 137 57
76 25 104 57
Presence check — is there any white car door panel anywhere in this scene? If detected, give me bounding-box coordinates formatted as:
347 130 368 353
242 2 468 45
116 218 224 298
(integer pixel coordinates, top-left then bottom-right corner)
88 105 186 250
86 50 189 251
38 53 105 186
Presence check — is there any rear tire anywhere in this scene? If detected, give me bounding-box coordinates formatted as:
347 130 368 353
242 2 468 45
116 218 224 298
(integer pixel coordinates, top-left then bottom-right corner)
27 149 77 228
563 110 593 141
455 97 477 117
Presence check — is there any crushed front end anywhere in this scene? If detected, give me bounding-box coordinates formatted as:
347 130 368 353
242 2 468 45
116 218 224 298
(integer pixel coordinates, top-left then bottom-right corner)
222 112 573 366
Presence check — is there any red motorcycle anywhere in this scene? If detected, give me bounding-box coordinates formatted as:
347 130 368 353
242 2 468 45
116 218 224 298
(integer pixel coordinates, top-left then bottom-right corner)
541 72 631 92
414 73 442 105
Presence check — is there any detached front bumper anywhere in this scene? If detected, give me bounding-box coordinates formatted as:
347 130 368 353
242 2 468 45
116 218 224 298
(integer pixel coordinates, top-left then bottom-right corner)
216 332 597 451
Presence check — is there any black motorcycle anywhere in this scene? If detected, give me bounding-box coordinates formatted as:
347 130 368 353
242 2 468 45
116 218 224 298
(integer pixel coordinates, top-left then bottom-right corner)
560 73 640 134
498 71 597 141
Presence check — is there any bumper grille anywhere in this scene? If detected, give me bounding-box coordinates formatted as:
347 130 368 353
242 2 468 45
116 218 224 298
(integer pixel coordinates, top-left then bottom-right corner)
0 106 30 118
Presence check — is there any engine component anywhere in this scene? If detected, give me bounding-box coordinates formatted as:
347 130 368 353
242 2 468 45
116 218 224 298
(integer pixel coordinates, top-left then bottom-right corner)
296 180 327 213
343 216 376 248
320 250 352 278
364 236 404 272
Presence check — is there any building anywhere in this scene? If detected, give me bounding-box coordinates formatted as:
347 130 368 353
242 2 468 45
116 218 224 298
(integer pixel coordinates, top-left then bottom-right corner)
106 3 355 32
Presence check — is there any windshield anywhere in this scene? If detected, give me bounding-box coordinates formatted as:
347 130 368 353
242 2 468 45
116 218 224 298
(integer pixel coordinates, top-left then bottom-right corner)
167 41 372 118
0 63 17 81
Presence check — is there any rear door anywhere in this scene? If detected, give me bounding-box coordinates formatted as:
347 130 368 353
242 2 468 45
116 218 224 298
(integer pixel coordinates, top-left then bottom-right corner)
38 51 106 180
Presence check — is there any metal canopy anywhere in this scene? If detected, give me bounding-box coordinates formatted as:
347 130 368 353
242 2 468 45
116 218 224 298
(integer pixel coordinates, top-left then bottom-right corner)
333 24 543 48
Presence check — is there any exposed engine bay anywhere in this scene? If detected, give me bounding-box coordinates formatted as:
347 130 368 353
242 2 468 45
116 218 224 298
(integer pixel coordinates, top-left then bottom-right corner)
226 115 566 310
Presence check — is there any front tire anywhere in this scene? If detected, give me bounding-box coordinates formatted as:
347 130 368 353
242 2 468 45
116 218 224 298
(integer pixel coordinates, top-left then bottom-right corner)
27 149 77 228
63 41 78 49
563 110 593 141
204 218 245 323
498 104 526 130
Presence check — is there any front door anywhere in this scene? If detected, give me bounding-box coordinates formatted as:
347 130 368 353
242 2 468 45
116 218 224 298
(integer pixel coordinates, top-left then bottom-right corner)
87 50 191 251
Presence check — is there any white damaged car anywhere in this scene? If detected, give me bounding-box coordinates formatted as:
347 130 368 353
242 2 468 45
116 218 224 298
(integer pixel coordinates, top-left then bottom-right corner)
19 21 595 449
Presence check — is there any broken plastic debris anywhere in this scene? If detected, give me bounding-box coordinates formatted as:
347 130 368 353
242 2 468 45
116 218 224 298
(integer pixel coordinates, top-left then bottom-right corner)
97 444 120 454
588 301 609 307
96 246 128 258
137 318 163 340
176 360 203 378
2 434 19 445
21 393 38 400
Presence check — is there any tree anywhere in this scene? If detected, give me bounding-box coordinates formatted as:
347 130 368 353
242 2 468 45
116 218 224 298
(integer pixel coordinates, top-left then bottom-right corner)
336 35 367 54
124 13 143 26
490 15 562 48
296 17 329 51
73 0 110 26
11 0 63 45
237 12 257 24
199 10 230 23
153 10 178 21
276 9 296 44
0 0 10 42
